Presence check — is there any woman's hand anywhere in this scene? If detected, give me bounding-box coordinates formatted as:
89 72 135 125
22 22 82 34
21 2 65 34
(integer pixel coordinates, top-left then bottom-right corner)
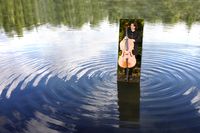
129 39 135 42
124 36 128 40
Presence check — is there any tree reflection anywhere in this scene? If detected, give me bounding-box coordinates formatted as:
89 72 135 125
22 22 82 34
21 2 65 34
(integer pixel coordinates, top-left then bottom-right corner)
0 0 200 37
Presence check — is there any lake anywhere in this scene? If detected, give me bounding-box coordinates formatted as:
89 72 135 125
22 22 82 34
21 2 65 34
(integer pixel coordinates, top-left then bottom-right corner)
1 0 200 133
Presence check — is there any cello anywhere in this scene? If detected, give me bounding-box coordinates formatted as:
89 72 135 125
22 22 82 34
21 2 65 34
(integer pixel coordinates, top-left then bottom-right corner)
118 27 136 81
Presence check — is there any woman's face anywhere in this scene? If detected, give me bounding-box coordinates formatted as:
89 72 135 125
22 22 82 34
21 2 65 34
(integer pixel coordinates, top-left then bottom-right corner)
130 24 136 31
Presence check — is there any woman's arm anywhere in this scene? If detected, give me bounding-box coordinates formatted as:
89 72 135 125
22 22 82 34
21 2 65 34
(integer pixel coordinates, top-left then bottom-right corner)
134 31 141 44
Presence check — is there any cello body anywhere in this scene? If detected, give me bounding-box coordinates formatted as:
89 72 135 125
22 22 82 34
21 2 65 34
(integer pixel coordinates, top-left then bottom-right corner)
118 36 136 68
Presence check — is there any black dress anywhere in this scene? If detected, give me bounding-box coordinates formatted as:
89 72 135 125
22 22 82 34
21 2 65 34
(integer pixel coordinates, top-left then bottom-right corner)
124 28 141 77
127 28 141 56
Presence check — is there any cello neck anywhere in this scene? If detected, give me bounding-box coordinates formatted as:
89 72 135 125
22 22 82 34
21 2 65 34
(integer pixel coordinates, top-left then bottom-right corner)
125 27 129 51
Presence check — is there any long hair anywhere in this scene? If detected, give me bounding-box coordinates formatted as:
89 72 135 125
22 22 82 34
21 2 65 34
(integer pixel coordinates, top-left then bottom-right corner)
129 21 138 30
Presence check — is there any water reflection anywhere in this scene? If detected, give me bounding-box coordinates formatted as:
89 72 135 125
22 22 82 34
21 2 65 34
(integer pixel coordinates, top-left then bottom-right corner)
0 22 121 133
140 42 200 133
1 0 200 131
1 0 200 37
1 18 200 132
117 81 140 128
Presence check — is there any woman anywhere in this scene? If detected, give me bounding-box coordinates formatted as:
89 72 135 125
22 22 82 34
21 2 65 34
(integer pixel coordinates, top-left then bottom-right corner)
123 22 141 80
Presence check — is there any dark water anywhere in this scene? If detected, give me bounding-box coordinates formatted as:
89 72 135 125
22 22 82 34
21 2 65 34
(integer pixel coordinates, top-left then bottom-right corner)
0 24 121 133
1 0 200 133
1 21 200 133
141 43 200 133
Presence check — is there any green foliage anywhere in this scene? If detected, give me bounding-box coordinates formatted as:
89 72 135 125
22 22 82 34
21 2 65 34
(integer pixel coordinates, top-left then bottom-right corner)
0 0 200 36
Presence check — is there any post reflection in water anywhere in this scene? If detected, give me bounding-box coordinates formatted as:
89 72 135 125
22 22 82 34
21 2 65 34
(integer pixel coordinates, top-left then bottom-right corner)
117 81 140 129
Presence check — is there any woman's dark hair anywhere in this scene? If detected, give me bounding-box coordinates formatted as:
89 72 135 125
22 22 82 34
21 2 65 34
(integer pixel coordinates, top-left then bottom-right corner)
129 21 138 30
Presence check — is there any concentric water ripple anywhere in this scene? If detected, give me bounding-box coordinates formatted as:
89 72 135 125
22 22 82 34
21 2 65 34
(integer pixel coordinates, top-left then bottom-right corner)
1 33 200 133
140 43 200 133
0 40 121 132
